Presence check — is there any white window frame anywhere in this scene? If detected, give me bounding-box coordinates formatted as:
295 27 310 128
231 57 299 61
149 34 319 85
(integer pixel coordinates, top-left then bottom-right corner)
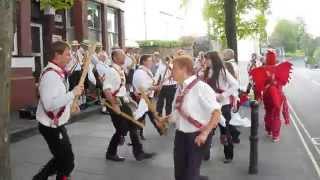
31 23 44 70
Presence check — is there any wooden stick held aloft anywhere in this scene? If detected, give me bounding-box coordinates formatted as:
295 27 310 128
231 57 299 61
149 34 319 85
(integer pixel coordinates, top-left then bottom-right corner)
71 43 96 113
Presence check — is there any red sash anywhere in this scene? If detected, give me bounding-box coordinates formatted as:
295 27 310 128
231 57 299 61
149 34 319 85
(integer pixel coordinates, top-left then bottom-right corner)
175 78 203 129
139 66 155 84
40 67 67 126
215 88 237 111
110 65 125 97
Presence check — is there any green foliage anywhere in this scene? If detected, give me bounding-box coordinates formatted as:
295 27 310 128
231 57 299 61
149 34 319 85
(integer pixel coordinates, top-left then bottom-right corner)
300 33 319 57
286 50 305 57
202 0 269 44
313 47 320 61
270 18 320 58
137 38 194 48
270 19 301 53
40 0 74 10
306 56 318 65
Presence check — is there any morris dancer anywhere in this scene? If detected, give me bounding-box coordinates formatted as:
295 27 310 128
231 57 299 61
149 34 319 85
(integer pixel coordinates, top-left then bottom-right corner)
155 56 177 117
171 55 221 180
33 41 84 180
103 49 155 161
206 51 239 163
132 54 163 139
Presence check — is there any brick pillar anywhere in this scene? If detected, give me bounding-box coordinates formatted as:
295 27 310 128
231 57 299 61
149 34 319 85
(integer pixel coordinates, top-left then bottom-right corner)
101 5 109 52
43 7 55 66
73 0 88 42
118 10 125 48
17 0 32 56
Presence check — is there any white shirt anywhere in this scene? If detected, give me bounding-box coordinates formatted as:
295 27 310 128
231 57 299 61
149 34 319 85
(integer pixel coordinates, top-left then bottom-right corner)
209 69 239 106
154 62 176 86
132 66 155 97
225 59 239 80
66 50 82 72
123 55 133 74
77 47 85 64
96 60 110 78
103 63 127 97
36 62 75 128
172 75 221 133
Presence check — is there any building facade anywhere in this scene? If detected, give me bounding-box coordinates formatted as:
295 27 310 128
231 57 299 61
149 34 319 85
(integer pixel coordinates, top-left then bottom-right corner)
11 0 126 111
124 0 185 41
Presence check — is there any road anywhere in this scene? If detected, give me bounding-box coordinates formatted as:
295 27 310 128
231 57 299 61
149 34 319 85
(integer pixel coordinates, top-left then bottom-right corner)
285 58 320 176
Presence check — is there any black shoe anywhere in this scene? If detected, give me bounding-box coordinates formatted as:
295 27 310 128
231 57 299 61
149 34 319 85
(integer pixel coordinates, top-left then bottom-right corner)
33 173 49 180
56 174 71 180
233 138 240 144
140 135 146 140
32 162 56 180
135 152 156 161
106 154 125 162
203 152 210 161
200 175 209 180
224 159 233 164
118 136 125 146
140 131 146 140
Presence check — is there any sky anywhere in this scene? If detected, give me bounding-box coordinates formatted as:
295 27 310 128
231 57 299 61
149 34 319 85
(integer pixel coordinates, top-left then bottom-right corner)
267 0 320 36
182 0 320 37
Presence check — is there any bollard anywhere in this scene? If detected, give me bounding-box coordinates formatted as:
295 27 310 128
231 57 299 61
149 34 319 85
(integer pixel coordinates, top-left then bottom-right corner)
249 100 259 174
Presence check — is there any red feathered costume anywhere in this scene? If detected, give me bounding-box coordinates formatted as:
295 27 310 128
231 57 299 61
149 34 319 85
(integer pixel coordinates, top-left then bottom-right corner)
250 50 292 141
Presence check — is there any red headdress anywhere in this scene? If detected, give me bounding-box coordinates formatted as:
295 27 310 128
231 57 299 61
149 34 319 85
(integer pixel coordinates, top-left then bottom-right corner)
266 49 277 65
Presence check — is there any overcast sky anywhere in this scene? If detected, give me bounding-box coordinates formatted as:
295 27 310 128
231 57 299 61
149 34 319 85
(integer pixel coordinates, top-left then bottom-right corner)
186 0 320 37
267 0 320 36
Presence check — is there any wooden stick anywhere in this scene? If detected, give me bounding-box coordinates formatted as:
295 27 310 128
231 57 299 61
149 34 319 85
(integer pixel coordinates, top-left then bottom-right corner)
71 43 96 113
102 102 145 129
139 88 169 134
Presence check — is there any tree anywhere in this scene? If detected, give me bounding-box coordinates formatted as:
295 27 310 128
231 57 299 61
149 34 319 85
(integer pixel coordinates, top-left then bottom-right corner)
0 1 14 179
40 0 74 10
313 47 320 62
203 0 269 42
224 0 237 60
301 33 317 57
270 20 300 52
182 0 270 61
270 19 315 54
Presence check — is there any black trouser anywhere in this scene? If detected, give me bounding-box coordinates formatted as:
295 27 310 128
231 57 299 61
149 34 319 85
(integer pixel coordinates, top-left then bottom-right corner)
68 71 81 90
156 84 177 116
174 130 209 180
106 99 143 157
38 123 75 177
218 104 240 160
138 110 162 135
203 130 215 160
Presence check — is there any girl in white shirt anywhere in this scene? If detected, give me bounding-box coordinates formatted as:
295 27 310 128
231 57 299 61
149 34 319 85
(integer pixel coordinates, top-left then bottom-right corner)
205 51 239 163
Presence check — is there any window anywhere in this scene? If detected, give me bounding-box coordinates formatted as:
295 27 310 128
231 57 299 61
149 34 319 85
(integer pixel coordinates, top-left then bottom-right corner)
107 7 119 50
66 8 75 41
88 1 102 42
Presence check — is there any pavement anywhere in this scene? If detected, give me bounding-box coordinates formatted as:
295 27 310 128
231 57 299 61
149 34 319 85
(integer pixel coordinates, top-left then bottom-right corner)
9 60 320 180
10 104 320 180
10 105 100 142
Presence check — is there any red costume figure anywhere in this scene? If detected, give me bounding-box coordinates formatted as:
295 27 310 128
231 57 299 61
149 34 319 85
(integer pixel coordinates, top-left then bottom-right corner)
249 50 292 142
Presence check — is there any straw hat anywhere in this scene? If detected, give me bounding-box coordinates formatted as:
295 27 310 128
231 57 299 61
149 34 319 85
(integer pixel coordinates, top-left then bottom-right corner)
96 42 103 48
70 40 80 46
81 39 90 47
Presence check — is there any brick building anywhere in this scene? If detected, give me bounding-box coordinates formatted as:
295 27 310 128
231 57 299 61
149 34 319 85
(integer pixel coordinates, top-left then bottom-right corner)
11 0 126 111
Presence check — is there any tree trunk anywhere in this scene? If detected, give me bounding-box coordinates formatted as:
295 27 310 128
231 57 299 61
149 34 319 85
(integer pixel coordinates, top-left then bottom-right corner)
0 1 14 180
224 0 238 62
